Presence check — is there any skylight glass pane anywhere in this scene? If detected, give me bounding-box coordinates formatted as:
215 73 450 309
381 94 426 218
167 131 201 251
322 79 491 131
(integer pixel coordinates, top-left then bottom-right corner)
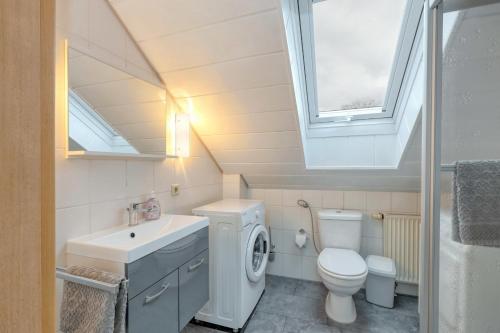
313 0 407 114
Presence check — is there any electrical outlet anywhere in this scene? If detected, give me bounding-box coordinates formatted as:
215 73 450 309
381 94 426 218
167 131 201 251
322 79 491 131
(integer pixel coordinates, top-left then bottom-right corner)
171 184 180 196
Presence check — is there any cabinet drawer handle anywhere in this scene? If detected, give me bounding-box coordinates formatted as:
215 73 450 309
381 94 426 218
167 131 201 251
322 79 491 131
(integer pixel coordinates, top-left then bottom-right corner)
144 283 170 304
188 258 205 272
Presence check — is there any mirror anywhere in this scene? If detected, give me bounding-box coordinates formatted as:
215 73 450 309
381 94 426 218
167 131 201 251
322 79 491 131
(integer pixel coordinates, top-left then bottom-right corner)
67 47 170 158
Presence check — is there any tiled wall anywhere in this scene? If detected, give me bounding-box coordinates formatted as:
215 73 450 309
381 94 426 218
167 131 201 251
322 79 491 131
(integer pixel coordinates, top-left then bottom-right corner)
222 174 248 199
248 188 420 281
55 0 223 326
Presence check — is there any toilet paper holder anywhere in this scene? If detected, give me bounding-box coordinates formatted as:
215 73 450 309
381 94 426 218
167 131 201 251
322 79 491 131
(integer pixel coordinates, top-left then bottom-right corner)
295 228 307 248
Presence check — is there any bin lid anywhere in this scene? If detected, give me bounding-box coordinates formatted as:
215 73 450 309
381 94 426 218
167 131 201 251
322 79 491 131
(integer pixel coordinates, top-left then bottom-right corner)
366 255 396 278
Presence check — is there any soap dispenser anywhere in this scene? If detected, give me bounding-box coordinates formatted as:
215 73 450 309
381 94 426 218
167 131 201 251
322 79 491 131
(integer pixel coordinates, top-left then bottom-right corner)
143 191 161 221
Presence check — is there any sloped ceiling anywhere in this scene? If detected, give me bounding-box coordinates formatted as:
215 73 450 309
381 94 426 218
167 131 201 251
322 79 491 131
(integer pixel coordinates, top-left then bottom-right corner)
109 0 422 191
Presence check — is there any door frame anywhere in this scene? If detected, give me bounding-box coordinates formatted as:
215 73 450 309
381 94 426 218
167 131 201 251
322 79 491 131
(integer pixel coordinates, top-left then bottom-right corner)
0 1 55 332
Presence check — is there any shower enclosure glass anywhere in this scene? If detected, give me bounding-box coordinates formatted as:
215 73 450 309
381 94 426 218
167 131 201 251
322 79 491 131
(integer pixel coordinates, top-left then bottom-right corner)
422 0 500 332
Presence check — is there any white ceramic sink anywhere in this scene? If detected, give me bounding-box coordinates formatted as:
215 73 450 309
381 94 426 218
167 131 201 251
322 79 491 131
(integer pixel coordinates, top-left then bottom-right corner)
67 214 208 263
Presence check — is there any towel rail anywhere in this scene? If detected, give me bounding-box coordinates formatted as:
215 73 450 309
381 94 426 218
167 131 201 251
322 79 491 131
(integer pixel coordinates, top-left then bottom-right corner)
56 267 121 294
440 164 455 172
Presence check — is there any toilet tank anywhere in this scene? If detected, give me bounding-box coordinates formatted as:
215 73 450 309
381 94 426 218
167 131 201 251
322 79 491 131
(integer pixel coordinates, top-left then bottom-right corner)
318 209 363 252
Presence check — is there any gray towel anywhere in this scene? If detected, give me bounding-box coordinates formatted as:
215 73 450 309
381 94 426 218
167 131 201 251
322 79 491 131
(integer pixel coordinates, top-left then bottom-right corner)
452 160 500 247
60 266 127 333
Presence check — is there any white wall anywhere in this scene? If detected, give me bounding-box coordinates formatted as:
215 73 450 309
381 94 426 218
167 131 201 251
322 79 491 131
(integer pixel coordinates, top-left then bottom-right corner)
247 188 419 282
55 0 223 326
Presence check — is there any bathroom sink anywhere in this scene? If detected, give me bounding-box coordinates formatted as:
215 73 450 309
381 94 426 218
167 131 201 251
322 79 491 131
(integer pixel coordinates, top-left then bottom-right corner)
66 214 209 263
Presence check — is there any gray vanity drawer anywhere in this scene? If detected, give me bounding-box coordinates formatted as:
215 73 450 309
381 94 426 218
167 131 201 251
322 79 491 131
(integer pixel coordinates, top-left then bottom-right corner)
179 249 209 329
128 269 179 333
126 227 208 299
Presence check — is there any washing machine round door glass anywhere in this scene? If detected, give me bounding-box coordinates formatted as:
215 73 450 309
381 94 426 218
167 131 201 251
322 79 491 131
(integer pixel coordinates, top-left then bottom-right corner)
246 224 269 282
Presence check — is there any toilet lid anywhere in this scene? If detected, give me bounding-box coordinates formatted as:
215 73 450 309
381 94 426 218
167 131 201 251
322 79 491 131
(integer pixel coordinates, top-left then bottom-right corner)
318 248 367 276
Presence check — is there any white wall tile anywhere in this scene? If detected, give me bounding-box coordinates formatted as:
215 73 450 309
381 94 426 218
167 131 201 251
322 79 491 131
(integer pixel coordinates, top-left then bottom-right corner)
366 191 391 212
360 236 384 258
154 159 176 193
274 229 301 255
301 256 321 282
265 189 283 206
90 199 128 232
282 206 308 232
282 189 301 207
302 190 322 208
126 160 155 197
321 190 343 208
249 188 266 200
391 192 419 214
266 253 284 276
89 160 127 203
344 191 366 211
362 217 383 238
266 206 283 229
281 254 302 279
56 149 90 208
56 205 91 266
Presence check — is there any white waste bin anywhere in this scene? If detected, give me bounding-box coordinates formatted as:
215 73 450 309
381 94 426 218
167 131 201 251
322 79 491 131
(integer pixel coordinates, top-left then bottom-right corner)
365 255 397 308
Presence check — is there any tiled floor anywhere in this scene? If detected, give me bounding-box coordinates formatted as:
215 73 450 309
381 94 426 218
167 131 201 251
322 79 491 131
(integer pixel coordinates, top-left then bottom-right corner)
182 275 419 333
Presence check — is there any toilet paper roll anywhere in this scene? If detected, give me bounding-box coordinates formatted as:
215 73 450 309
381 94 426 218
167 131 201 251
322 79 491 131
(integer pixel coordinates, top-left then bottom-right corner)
295 229 307 248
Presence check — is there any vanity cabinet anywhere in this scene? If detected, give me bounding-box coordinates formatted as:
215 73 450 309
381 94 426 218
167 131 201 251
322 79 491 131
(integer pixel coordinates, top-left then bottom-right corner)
126 227 209 333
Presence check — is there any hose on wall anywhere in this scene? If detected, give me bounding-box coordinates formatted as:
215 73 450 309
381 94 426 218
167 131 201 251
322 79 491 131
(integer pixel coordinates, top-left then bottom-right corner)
297 199 320 254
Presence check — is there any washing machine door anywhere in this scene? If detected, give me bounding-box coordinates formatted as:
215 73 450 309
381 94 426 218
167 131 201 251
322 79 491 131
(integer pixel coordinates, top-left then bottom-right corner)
246 224 269 283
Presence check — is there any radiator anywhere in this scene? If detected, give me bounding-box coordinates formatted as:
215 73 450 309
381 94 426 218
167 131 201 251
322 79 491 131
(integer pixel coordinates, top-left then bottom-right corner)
383 214 421 284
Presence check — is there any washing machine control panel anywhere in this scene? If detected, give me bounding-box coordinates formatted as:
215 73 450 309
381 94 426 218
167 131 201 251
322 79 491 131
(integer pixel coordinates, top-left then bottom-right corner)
241 204 264 227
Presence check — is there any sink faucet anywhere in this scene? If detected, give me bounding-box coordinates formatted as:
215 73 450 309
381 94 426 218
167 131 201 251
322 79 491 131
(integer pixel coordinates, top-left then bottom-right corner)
127 202 147 226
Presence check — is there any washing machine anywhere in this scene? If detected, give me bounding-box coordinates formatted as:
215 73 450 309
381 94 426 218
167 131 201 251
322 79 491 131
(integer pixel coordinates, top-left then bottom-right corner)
192 199 269 332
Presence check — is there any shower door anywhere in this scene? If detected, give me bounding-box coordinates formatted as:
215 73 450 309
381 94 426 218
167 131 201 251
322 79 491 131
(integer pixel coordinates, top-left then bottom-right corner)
422 0 500 332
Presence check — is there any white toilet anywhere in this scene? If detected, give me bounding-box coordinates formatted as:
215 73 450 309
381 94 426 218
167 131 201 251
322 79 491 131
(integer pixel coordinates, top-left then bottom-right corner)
317 209 367 324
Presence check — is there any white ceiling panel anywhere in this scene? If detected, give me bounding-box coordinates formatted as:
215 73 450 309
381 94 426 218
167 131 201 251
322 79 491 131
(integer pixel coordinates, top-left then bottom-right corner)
110 0 278 42
194 111 297 136
201 131 300 150
110 0 423 191
139 10 283 72
177 84 294 117
211 148 304 164
159 52 290 98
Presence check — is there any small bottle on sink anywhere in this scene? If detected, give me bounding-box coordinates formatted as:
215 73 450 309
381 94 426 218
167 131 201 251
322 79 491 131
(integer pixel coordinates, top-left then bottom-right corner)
143 191 161 221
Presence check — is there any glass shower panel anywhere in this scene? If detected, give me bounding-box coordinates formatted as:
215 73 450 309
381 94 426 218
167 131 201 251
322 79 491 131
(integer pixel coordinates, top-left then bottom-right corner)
439 2 500 332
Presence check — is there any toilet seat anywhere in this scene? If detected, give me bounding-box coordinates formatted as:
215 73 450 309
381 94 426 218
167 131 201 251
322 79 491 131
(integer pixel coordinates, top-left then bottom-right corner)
318 248 367 278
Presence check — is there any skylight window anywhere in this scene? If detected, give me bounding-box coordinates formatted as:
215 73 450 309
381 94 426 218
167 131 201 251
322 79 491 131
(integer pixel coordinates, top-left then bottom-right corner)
298 0 414 123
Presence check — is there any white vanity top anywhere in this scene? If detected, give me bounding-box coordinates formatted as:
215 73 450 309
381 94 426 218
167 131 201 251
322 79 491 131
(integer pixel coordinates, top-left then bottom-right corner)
66 214 209 263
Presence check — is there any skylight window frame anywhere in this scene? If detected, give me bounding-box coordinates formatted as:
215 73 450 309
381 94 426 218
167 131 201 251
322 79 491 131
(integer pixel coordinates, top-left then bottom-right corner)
298 0 422 124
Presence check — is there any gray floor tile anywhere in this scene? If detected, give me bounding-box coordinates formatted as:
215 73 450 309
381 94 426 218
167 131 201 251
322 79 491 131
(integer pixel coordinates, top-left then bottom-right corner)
257 292 327 324
283 317 341 333
293 280 328 300
265 275 299 296
245 311 286 333
188 276 418 333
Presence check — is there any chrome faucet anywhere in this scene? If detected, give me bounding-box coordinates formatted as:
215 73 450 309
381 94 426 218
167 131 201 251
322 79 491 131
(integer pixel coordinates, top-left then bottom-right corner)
127 202 146 226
